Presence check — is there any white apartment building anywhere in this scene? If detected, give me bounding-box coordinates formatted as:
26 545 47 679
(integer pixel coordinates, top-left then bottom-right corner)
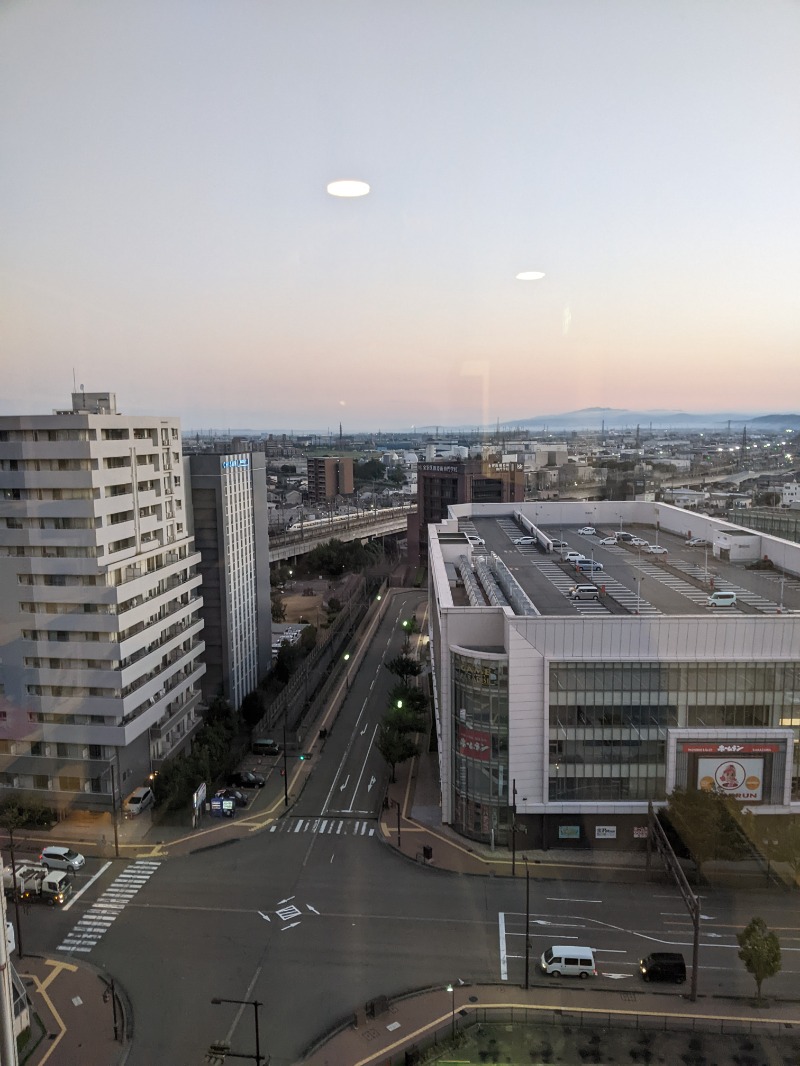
0 392 205 813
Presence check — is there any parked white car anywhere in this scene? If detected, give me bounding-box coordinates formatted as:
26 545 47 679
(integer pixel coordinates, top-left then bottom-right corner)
564 551 587 563
645 544 668 555
513 536 536 545
686 538 708 547
577 526 596 535
599 536 617 545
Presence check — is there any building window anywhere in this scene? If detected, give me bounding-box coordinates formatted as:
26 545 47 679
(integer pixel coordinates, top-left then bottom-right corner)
58 776 81 791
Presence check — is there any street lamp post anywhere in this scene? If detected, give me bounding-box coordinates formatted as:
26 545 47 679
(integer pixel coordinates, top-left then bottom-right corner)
445 983 455 1040
210 997 265 1066
343 652 351 690
524 860 531 989
511 778 517 876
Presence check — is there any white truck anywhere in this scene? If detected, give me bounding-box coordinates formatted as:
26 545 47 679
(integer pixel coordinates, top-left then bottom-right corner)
3 863 73 905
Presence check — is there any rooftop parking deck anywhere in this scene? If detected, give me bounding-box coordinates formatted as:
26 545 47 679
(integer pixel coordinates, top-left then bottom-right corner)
454 515 800 619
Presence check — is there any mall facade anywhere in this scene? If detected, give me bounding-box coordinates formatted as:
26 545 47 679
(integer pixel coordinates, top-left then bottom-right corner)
428 501 800 849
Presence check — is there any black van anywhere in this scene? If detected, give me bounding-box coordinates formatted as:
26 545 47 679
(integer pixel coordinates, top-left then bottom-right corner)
639 952 686 983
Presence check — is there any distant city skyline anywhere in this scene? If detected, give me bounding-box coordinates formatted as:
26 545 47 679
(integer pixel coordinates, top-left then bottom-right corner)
2 1 799 430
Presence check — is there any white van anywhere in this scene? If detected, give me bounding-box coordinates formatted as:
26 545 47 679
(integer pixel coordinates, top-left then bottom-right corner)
540 945 597 979
707 590 737 608
569 584 599 601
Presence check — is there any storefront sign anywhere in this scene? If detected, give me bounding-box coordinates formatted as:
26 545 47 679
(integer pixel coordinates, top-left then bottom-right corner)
457 725 491 761
697 757 764 801
683 742 780 754
558 825 580 840
595 825 617 840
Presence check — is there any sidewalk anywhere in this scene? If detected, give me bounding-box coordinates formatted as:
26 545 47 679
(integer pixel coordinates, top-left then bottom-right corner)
298 980 800 1066
14 953 124 1066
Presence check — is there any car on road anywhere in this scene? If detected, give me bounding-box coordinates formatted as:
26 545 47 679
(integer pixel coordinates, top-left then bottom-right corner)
550 540 569 551
214 788 249 808
615 531 634 542
563 551 587 563
577 526 596 535
513 536 536 545
639 952 686 983
630 537 648 547
252 737 281 756
228 771 266 789
645 544 668 554
599 536 617 545
686 537 708 547
38 846 85 873
540 945 597 979
466 534 485 545
123 785 155 816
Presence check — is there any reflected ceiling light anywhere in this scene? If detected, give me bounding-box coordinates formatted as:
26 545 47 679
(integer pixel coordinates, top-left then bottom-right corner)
327 179 370 197
515 270 545 280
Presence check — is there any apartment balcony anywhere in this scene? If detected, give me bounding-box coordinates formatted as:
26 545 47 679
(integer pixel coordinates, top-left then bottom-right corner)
17 584 116 606
1 471 94 491
1 499 96 520
2 442 94 461
23 637 119 660
119 662 206 745
149 688 203 739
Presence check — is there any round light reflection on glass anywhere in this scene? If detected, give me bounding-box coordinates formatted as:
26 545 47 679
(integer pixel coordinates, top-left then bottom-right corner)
327 180 371 198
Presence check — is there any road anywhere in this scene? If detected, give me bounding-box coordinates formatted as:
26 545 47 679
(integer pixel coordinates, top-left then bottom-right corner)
14 591 800 1064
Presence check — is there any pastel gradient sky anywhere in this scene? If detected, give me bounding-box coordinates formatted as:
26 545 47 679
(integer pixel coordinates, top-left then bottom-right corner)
2 1 799 432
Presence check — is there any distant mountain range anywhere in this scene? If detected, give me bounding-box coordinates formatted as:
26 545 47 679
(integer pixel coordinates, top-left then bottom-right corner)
484 408 800 433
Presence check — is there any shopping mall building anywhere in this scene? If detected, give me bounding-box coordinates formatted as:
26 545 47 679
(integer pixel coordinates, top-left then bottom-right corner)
428 501 800 849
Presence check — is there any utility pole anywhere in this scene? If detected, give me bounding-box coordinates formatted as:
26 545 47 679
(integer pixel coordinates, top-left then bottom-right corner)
0 876 19 1066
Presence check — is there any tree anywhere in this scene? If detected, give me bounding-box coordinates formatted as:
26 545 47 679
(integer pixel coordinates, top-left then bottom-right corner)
737 917 781 1002
376 721 419 783
385 654 422 683
664 786 748 883
271 587 286 622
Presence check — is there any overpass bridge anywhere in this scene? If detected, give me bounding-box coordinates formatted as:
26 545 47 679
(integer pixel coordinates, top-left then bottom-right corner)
268 504 414 562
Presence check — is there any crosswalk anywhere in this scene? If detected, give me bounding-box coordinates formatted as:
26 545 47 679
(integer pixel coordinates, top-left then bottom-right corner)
58 860 161 955
269 816 376 837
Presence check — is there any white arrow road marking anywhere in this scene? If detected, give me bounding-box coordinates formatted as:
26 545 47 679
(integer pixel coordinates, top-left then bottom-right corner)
705 933 723 938
603 973 633 980
258 912 271 922
498 912 508 981
339 775 350 792
281 922 301 931
307 905 320 914
700 914 716 920
367 775 376 792
360 722 369 736
546 897 602 904
277 896 295 906
532 920 552 926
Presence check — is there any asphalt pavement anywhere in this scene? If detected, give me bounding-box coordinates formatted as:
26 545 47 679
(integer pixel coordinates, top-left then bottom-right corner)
4 587 799 1066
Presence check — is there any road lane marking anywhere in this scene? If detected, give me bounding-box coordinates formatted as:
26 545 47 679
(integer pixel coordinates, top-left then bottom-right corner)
546 897 602 904
62 860 112 912
498 912 508 980
346 722 379 811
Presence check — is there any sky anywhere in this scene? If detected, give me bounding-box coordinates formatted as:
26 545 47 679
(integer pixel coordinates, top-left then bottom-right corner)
1 0 799 433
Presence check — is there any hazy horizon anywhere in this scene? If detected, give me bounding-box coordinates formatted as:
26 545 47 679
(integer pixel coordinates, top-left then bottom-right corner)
2 1 799 431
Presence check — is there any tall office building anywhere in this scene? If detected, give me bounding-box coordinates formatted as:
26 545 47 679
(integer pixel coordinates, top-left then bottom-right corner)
0 392 205 813
187 452 272 709
411 457 524 557
307 456 354 503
